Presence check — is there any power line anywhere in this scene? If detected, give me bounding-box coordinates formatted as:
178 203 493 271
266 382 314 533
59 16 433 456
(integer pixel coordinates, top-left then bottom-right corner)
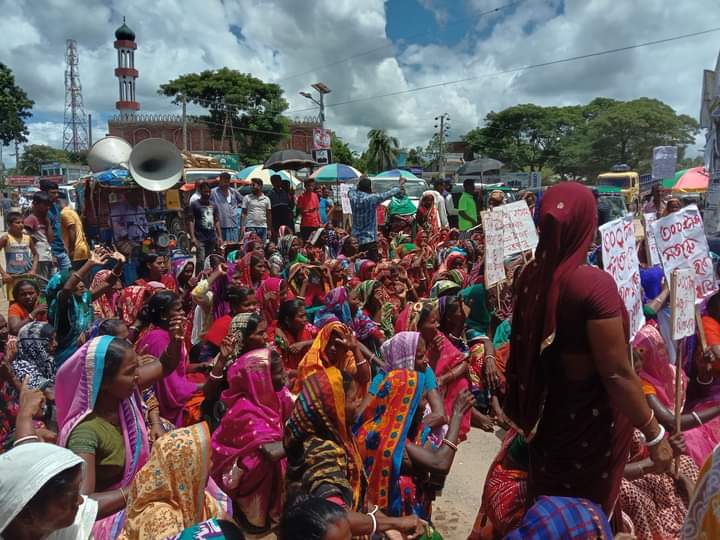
282 26 720 116
274 0 523 84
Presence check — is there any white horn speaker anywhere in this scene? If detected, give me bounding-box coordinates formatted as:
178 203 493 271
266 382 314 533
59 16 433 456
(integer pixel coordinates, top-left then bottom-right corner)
87 136 132 172
128 138 184 192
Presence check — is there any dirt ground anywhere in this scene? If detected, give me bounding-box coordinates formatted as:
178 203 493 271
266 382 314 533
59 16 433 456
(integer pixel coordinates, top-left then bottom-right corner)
431 428 502 539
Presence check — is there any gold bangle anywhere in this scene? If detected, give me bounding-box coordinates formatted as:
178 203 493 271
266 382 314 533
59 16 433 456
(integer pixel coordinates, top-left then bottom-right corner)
442 438 458 452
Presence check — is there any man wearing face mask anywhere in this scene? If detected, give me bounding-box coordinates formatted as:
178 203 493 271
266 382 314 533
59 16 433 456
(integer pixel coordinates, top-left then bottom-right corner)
240 177 272 242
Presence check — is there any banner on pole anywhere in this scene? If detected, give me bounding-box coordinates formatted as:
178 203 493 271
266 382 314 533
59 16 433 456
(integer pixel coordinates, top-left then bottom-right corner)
652 146 677 180
650 204 718 302
599 215 645 340
670 268 696 340
481 210 506 287
493 201 538 257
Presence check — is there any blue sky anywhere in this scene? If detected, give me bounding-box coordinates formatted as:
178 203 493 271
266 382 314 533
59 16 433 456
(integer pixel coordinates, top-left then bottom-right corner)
0 0 716 166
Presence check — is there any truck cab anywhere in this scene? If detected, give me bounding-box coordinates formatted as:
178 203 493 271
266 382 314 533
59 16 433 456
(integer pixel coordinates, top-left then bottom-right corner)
597 164 640 210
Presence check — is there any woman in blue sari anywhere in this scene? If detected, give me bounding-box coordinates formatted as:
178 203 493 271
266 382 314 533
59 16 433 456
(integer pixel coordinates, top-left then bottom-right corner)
47 248 124 367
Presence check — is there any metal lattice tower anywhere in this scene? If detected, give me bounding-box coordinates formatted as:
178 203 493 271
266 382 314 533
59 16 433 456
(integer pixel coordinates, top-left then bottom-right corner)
63 39 89 153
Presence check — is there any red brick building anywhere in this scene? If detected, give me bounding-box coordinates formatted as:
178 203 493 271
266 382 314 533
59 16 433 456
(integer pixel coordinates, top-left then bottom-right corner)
107 114 320 155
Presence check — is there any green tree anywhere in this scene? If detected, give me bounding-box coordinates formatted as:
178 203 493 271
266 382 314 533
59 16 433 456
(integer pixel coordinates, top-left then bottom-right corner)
330 134 354 164
17 145 71 175
406 146 428 168
0 63 34 146
365 129 398 173
159 68 289 163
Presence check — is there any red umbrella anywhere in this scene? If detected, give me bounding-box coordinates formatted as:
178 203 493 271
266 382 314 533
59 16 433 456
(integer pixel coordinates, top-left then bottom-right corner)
672 166 709 193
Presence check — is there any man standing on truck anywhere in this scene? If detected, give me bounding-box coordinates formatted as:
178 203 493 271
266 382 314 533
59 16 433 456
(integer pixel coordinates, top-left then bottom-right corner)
211 172 243 243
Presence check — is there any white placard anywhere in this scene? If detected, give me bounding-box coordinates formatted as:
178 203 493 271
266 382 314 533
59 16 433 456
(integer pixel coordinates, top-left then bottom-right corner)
339 184 352 214
671 268 696 340
652 146 677 180
493 201 539 257
481 210 506 287
599 215 645 340
643 213 661 266
650 204 718 302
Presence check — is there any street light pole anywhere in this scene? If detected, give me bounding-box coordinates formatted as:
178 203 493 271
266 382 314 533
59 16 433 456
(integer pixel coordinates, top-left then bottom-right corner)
300 83 331 130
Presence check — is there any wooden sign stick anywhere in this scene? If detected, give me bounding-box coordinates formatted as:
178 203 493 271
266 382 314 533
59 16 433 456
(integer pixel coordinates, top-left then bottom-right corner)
674 337 683 478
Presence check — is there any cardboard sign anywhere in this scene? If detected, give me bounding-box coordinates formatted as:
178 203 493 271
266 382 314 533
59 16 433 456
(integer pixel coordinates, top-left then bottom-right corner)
481 210 506 287
670 268 696 340
650 204 718 302
652 146 677 180
599 215 645 340
643 213 661 266
493 201 539 257
339 184 352 214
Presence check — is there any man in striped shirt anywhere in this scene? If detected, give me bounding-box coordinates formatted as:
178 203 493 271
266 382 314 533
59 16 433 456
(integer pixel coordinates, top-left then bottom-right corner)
348 176 405 262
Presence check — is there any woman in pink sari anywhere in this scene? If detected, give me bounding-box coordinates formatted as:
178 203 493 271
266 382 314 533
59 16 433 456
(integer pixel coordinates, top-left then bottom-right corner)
211 330 293 534
634 323 720 467
256 277 292 338
55 327 184 539
135 290 204 427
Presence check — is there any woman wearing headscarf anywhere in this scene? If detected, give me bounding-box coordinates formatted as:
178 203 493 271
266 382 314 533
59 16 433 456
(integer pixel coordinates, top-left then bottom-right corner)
292 321 369 395
386 191 416 236
47 248 124 367
354 332 473 519
314 286 354 329
682 443 720 539
352 280 394 339
11 321 56 391
504 496 613 539
91 269 121 320
117 423 230 540
275 299 317 377
135 291 203 427
234 252 269 289
285 367 427 537
633 324 720 468
212 347 293 534
416 193 439 237
0 443 98 540
504 182 672 523
172 257 196 317
256 277 292 337
55 329 184 539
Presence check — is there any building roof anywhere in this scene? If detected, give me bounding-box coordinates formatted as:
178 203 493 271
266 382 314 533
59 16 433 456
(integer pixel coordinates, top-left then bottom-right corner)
115 20 135 41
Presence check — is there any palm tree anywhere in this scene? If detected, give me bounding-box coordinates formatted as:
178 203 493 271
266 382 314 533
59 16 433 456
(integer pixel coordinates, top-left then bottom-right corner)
366 129 399 173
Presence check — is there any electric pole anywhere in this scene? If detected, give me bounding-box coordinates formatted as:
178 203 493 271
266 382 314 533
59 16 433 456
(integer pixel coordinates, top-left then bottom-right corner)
434 113 450 178
181 95 188 151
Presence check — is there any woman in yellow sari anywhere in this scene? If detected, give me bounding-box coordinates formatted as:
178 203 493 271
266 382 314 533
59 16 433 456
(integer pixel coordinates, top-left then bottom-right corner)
292 321 370 394
118 422 230 540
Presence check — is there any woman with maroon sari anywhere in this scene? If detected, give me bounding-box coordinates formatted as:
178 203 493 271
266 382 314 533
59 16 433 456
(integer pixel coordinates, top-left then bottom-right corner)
504 182 672 525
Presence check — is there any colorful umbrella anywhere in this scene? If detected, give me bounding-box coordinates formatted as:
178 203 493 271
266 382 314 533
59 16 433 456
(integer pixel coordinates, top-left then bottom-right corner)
669 166 709 193
376 169 420 180
309 163 362 183
237 165 300 187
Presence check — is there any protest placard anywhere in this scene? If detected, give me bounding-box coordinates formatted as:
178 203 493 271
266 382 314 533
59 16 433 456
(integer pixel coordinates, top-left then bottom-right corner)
339 183 352 214
650 205 718 302
670 268 696 340
651 146 677 180
493 201 539 257
481 210 506 287
643 213 661 266
599 215 645 340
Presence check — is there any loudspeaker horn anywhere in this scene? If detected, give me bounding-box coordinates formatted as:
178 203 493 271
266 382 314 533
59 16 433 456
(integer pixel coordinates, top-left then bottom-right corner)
128 138 184 192
87 136 132 172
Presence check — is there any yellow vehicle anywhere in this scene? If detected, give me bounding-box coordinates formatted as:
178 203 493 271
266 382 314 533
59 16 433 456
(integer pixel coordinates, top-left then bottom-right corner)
597 165 640 208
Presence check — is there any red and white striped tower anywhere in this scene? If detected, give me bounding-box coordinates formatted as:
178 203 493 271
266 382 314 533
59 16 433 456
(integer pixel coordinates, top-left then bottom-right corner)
114 17 139 117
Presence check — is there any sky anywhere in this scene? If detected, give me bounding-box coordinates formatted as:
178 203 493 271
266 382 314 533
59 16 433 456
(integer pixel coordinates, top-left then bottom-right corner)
1 0 719 168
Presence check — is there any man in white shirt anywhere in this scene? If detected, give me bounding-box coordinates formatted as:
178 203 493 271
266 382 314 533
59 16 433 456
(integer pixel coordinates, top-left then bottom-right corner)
240 178 272 242
444 179 458 229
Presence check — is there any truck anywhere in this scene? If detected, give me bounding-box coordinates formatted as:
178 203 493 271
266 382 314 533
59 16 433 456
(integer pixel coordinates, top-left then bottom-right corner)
596 164 640 209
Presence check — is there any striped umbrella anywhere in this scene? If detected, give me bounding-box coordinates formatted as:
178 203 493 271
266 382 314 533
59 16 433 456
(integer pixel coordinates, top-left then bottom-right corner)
662 166 709 193
376 168 420 180
237 165 300 187
310 163 362 183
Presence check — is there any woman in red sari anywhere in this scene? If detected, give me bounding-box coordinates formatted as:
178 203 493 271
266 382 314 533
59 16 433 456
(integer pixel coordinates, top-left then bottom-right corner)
504 182 672 525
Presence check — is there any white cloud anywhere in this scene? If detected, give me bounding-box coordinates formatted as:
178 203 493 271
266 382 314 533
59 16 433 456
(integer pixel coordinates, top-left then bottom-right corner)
1 0 717 169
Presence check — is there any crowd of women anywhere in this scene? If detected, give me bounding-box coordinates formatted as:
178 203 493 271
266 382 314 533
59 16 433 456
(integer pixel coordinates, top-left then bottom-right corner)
2 180 720 539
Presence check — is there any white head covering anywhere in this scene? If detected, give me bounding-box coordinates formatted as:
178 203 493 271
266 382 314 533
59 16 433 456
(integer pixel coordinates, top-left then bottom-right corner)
0 443 84 533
